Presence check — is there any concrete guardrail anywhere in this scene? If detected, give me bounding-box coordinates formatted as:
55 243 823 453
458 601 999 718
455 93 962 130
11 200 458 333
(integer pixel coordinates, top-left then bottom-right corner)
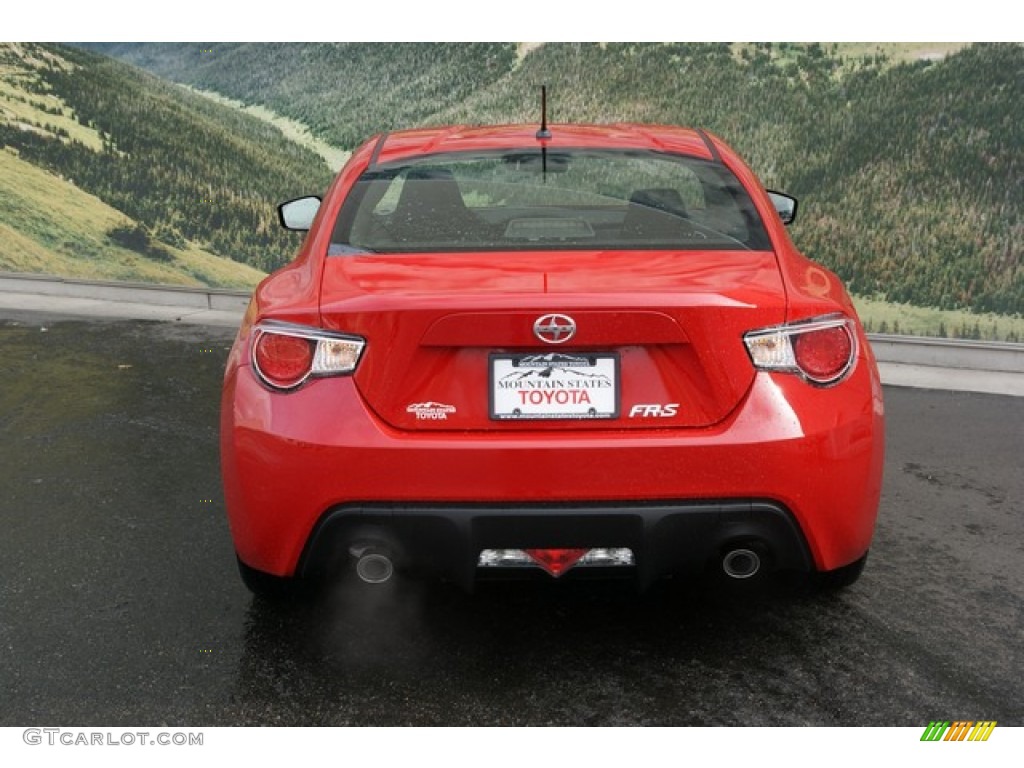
0 272 250 312
1 272 1021 373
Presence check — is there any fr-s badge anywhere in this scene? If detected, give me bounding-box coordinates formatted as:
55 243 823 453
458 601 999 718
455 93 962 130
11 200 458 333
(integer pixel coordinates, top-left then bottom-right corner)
628 403 679 418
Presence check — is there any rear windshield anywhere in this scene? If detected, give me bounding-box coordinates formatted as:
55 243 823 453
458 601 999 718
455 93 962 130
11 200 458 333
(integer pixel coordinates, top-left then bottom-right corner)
330 149 771 254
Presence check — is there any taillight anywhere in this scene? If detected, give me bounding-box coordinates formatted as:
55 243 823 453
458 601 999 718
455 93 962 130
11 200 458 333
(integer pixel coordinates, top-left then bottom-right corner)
254 333 315 389
792 325 853 382
251 323 365 391
744 316 857 386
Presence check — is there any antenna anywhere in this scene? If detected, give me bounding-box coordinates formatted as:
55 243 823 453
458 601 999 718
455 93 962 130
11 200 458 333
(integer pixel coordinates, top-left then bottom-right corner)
536 85 551 140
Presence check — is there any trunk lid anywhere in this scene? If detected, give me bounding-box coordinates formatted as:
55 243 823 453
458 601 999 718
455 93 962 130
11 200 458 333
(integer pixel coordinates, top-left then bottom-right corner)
319 250 785 431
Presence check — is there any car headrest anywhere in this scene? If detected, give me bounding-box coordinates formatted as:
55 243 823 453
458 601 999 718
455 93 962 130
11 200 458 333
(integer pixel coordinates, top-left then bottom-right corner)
621 188 689 241
628 188 687 217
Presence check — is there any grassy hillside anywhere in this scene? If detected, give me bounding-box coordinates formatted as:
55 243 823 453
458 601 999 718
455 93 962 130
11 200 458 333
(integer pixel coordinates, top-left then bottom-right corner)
182 86 350 171
83 42 1021 320
0 147 264 287
0 42 333 283
853 294 1024 342
829 42 967 64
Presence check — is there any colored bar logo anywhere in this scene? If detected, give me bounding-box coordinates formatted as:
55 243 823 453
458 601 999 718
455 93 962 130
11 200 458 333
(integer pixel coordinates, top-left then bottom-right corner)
921 721 997 741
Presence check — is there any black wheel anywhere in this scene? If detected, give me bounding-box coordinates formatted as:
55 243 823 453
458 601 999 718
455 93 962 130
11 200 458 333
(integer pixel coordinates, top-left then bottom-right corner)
813 552 868 591
236 556 313 601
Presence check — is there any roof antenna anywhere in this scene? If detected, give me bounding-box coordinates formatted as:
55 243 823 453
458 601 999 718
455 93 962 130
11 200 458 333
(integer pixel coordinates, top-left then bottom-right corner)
536 85 551 140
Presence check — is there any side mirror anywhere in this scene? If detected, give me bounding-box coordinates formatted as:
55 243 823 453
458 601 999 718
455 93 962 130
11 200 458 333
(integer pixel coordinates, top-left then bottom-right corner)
767 191 798 226
277 196 322 231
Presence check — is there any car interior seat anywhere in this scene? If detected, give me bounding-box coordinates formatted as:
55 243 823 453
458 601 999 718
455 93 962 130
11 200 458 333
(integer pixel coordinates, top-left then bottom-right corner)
387 168 482 244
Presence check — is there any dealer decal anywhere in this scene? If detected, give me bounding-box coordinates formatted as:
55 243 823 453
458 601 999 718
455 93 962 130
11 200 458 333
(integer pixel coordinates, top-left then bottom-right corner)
406 402 457 421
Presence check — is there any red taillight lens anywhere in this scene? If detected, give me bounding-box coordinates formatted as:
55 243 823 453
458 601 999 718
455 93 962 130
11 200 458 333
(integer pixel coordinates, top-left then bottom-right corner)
792 325 854 383
253 332 315 389
744 316 857 386
251 324 365 391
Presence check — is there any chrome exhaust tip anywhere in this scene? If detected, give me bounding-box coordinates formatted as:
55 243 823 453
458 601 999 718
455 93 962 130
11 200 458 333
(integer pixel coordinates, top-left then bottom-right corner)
722 548 761 579
354 552 394 584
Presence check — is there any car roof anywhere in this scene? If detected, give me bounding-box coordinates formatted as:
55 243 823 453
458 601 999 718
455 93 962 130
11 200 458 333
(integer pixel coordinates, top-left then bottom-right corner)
372 123 718 166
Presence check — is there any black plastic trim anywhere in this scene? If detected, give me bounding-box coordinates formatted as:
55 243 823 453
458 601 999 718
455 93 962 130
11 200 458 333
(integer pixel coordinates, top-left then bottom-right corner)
695 128 722 163
368 132 389 170
297 499 814 591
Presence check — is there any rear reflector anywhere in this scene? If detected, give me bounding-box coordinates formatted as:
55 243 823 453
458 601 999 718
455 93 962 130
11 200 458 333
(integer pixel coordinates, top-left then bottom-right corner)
478 548 635 577
525 549 589 577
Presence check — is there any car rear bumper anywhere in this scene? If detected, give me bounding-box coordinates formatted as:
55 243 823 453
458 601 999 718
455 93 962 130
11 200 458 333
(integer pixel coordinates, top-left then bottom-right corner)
298 499 812 590
221 357 884 582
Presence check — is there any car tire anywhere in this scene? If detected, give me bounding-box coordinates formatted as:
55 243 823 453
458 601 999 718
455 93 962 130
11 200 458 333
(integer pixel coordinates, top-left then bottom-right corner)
813 552 868 591
236 556 312 601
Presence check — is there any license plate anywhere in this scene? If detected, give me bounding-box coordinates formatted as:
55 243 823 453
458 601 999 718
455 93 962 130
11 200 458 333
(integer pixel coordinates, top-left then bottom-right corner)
490 352 619 420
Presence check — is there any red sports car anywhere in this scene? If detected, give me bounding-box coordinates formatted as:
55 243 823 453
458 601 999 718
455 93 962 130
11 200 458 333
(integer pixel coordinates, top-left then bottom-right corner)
220 122 885 596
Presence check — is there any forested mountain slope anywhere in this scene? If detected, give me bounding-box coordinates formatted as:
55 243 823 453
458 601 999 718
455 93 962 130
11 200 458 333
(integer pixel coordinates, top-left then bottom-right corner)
82 43 520 151
25 43 1024 314
1 43 333 284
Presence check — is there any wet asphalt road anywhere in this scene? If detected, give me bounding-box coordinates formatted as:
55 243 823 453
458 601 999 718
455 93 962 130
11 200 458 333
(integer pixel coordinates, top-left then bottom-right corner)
0 312 1021 726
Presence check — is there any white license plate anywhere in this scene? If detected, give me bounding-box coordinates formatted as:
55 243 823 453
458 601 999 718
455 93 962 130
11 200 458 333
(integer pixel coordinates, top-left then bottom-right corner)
490 353 619 420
